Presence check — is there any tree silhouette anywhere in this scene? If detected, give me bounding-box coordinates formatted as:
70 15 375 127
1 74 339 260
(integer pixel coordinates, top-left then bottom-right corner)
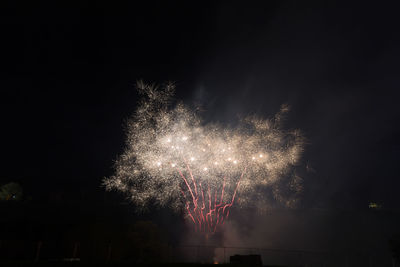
0 182 23 201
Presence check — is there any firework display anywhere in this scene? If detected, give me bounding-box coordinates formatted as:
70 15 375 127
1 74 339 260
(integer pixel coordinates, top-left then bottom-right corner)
104 81 304 233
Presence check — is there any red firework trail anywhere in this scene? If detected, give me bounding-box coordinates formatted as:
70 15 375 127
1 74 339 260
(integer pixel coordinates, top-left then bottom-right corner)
177 164 247 234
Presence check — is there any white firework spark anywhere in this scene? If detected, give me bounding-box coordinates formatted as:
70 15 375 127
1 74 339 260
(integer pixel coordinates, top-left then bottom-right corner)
104 81 304 232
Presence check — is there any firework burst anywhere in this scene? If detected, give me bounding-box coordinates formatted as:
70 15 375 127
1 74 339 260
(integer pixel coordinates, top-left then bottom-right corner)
104 81 304 233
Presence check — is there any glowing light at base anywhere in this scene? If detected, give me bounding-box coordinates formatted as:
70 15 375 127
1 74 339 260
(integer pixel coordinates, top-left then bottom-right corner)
104 81 304 234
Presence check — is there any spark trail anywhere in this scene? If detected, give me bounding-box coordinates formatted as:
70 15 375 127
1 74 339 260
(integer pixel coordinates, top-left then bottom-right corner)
104 81 305 234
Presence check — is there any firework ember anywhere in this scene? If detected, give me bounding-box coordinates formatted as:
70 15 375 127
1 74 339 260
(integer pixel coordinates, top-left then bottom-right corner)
104 81 304 233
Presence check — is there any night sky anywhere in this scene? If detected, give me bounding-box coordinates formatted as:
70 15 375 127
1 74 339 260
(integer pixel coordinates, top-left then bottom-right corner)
2 1 400 211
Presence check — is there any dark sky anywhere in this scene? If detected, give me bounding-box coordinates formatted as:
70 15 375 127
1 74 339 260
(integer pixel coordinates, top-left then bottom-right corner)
1 1 400 209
